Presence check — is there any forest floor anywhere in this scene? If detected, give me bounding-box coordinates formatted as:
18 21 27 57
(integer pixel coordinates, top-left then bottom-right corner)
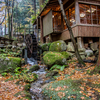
0 57 100 100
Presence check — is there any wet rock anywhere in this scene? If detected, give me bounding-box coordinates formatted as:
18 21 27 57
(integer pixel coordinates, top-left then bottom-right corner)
85 49 93 57
45 78 55 83
49 40 67 52
46 71 58 78
29 65 40 72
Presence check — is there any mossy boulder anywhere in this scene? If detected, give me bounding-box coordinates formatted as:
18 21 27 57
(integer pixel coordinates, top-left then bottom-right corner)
40 43 51 51
43 52 67 67
61 51 71 59
0 57 21 73
49 40 67 52
29 65 40 72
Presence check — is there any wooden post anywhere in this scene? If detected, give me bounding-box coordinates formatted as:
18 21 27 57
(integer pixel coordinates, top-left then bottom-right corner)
37 18 39 43
40 16 44 43
97 37 100 66
75 0 80 24
77 37 84 50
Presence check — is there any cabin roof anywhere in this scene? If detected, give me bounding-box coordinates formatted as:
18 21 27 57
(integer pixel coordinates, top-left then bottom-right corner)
33 0 68 25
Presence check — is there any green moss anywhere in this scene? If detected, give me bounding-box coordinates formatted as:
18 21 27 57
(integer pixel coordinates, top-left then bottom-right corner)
14 91 22 97
41 43 51 51
43 79 89 100
18 73 38 83
29 65 40 72
61 51 71 59
24 84 31 91
49 41 62 52
43 51 49 56
43 52 67 66
49 40 67 52
0 57 21 73
14 91 32 100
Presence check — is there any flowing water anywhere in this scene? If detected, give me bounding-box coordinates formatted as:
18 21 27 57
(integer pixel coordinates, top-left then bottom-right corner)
27 58 50 100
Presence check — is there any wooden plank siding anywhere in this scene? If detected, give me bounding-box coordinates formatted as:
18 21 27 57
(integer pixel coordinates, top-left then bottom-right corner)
78 25 100 37
59 26 78 40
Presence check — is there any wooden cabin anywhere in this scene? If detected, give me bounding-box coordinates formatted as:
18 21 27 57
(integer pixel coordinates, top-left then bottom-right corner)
34 0 100 49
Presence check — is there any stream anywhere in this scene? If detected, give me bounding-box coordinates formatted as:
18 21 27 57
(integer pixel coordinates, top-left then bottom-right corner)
27 58 51 100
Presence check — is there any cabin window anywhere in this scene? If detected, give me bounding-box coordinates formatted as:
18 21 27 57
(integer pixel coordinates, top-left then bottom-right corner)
64 4 75 29
52 11 62 31
79 3 100 25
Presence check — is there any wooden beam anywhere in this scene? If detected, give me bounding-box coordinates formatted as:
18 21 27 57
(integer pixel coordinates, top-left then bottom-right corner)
75 0 80 24
63 0 69 5
40 16 44 43
37 18 39 43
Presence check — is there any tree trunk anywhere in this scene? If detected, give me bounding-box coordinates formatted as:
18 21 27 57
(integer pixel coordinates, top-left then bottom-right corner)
11 0 14 38
97 37 100 66
58 0 85 66
7 0 11 39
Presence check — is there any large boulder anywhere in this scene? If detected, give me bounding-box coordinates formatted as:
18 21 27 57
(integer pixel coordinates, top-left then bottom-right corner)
49 40 67 52
85 49 93 57
43 52 67 66
0 57 21 73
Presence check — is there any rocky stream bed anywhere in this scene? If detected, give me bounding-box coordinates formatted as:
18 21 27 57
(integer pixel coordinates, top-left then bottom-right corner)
27 58 51 100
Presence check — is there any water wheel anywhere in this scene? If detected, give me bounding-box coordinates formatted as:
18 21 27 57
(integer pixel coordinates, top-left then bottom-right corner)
25 34 37 59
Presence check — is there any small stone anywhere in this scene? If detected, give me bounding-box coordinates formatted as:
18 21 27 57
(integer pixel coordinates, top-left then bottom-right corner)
85 49 93 57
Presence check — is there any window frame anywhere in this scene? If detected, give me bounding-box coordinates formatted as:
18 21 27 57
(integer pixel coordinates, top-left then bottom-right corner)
79 3 100 25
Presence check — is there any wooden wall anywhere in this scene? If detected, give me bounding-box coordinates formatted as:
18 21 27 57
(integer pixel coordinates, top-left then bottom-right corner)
78 25 100 37
59 26 78 40
43 10 53 37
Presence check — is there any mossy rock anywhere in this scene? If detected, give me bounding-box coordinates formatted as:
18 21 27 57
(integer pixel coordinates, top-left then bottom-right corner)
19 73 37 83
42 79 89 100
61 51 71 59
0 57 21 73
43 52 67 67
29 65 40 72
43 51 49 56
40 43 51 51
49 40 67 52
